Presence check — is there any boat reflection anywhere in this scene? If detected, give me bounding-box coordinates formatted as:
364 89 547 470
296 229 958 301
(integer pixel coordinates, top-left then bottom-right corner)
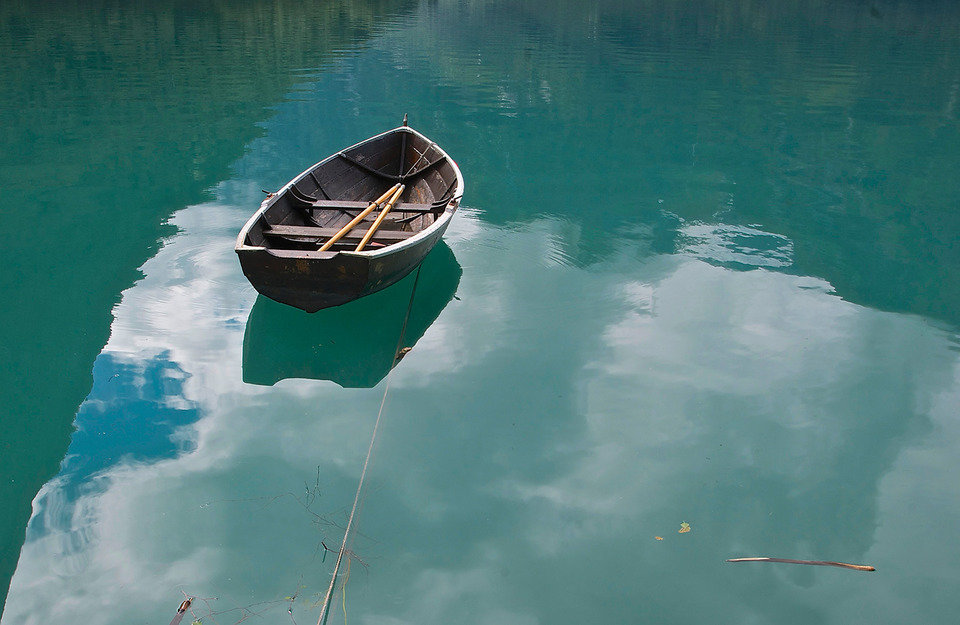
242 242 461 388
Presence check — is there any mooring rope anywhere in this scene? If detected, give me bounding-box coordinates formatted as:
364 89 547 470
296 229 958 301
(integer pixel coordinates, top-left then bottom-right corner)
316 264 424 625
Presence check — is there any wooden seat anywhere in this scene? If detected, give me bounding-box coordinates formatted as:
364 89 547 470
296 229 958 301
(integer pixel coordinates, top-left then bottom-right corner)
263 225 415 243
309 200 439 213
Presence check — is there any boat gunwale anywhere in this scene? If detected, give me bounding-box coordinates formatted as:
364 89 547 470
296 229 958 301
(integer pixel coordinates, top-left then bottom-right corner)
235 125 463 260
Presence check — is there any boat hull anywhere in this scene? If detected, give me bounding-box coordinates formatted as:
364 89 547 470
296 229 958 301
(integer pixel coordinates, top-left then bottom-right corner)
238 214 451 312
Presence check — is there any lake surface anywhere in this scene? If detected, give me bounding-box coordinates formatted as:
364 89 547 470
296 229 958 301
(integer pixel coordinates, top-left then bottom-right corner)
2 0 960 622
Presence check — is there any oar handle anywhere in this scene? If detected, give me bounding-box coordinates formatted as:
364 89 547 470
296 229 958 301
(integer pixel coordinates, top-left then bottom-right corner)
318 184 400 251
355 185 405 251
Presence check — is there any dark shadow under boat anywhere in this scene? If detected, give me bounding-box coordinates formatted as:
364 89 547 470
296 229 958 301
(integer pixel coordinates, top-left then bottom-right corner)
242 242 461 388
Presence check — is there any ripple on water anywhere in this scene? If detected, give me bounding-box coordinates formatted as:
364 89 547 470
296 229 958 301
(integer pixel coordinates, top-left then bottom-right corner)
678 221 794 269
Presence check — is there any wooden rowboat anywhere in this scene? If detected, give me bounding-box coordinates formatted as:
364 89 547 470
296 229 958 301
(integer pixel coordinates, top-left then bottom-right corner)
235 122 463 312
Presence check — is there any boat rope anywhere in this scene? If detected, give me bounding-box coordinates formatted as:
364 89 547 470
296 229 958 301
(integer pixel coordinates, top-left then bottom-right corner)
315 264 424 625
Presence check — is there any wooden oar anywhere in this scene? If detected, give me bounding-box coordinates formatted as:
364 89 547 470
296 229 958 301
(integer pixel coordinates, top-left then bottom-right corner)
317 184 399 252
726 557 875 572
355 184 404 251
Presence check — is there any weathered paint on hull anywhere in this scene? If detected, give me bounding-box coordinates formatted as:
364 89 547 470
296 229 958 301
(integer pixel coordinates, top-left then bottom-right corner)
238 218 449 312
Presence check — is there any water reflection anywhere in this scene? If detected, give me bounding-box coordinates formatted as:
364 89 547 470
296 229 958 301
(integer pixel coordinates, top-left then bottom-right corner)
0 0 415 607
20 350 201 569
379 0 960 326
4 1 960 624
4 194 960 624
678 222 794 269
57 353 199 500
242 243 462 388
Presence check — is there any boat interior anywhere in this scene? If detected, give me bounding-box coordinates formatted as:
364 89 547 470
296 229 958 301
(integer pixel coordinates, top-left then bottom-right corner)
242 129 459 252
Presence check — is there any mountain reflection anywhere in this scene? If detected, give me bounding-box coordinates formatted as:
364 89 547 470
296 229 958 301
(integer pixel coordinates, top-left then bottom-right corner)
243 243 462 388
379 0 960 326
0 0 414 610
3 0 960 623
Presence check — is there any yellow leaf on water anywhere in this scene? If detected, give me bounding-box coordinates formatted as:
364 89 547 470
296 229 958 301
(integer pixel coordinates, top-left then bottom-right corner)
679 522 691 533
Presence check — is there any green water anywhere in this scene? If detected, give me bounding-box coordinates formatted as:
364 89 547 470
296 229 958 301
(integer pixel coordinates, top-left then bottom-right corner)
1 1 959 622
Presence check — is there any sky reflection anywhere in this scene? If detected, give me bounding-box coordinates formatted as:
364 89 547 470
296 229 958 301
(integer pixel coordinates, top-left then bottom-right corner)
4 2 960 623
5 186 959 624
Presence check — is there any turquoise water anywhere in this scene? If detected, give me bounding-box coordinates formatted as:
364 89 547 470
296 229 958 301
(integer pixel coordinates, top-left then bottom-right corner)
2 1 960 622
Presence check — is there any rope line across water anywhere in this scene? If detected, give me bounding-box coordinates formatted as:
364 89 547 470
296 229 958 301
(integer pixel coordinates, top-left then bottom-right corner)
316 265 424 625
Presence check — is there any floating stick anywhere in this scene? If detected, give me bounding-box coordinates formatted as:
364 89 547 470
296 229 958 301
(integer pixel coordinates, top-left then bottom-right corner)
167 598 193 625
726 557 875 572
318 184 400 251
355 185 404 251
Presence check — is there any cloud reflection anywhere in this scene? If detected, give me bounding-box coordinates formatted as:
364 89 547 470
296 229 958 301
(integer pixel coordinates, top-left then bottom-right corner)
3 192 960 625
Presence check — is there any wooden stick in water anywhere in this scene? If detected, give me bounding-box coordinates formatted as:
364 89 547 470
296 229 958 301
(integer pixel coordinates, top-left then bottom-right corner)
355 185 404 251
726 557 875 572
318 184 399 251
167 598 193 625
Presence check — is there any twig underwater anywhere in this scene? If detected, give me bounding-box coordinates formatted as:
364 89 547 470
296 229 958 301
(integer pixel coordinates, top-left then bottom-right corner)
726 557 876 572
175 582 306 625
